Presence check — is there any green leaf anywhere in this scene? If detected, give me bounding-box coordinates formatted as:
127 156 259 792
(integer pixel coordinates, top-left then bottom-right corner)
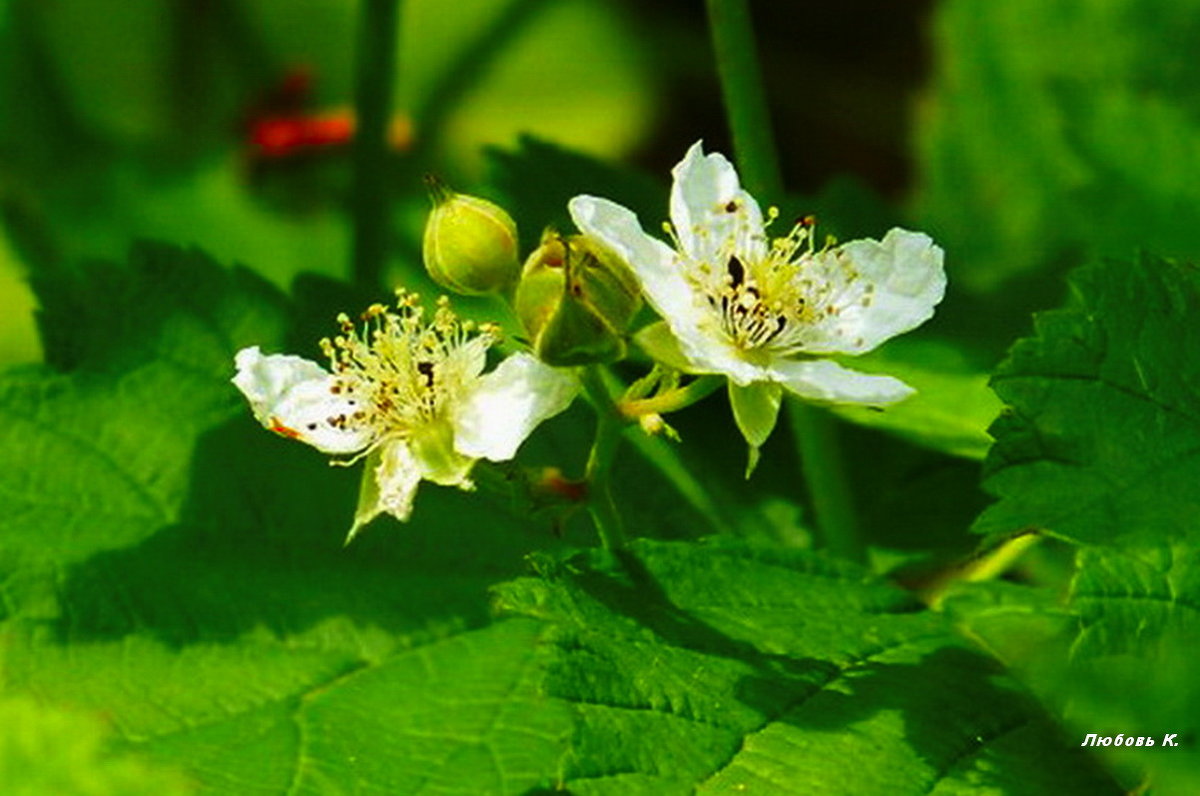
17 158 352 289
3 618 570 794
917 0 1200 293
976 254 1200 546
496 538 1118 794
0 695 192 795
0 244 287 576
487 135 667 245
0 225 41 366
1070 544 1200 659
1059 547 1200 793
955 255 1200 794
832 337 1002 460
943 544 1200 794
0 242 576 791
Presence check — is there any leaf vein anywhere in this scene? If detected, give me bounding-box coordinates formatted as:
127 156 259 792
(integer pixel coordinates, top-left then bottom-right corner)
921 716 1031 794
698 633 950 787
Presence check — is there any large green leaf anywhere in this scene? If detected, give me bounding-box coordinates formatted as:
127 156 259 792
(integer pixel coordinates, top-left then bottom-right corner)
1071 544 1200 658
0 695 192 794
976 254 1200 545
496 538 1117 794
3 619 569 794
832 337 1001 461
943 543 1200 795
0 243 578 792
917 0 1200 293
1064 546 1200 793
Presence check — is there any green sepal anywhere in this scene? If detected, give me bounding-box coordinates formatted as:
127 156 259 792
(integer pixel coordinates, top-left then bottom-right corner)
408 419 473 486
728 381 783 478
515 232 642 367
535 288 626 365
348 446 385 544
633 320 698 373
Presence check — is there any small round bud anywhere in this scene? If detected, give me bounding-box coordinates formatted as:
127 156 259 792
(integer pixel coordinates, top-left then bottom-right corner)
638 412 680 441
515 231 642 366
422 175 520 295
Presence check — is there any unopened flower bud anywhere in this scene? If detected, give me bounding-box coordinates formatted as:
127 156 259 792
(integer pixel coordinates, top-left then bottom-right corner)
515 231 642 366
422 175 520 295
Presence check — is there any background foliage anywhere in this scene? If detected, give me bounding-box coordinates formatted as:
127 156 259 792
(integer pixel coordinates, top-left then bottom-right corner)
1 0 1197 792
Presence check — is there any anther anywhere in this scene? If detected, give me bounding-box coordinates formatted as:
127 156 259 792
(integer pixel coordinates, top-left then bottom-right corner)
727 255 746 288
416 361 435 387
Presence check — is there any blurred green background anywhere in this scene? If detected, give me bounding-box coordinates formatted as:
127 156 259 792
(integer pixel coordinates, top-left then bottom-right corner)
9 0 1200 368
1 0 939 365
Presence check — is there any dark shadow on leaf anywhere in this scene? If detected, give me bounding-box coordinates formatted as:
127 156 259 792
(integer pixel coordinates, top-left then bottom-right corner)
538 546 844 722
523 542 1120 793
748 645 1122 793
50 415 568 648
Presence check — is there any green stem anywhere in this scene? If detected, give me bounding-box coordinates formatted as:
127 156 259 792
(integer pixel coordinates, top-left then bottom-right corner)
705 0 862 562
703 0 781 199
582 366 627 550
351 0 401 290
787 401 864 563
599 369 734 536
619 375 723 419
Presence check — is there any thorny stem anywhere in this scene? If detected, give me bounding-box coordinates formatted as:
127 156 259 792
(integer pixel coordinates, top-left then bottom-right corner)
705 0 864 562
582 366 627 551
351 0 401 290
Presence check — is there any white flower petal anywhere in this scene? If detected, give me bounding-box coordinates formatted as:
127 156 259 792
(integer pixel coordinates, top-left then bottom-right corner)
444 334 491 385
690 337 772 386
801 228 946 355
453 353 581 461
771 358 914 405
569 195 688 319
371 440 424 525
669 141 767 263
232 346 373 454
232 345 325 408
569 195 764 385
569 196 705 353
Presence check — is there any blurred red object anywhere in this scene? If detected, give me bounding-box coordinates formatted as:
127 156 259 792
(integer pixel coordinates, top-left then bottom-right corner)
245 66 412 160
249 112 357 157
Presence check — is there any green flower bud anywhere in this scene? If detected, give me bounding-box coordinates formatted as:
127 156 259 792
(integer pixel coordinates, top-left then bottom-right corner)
515 231 642 366
422 175 520 295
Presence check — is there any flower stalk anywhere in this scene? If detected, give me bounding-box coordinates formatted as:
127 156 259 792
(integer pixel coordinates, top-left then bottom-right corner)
581 366 627 551
618 375 723 420
351 0 401 290
703 0 781 200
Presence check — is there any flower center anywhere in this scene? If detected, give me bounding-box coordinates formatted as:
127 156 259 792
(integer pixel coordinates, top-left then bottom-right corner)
319 290 498 441
674 208 870 356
